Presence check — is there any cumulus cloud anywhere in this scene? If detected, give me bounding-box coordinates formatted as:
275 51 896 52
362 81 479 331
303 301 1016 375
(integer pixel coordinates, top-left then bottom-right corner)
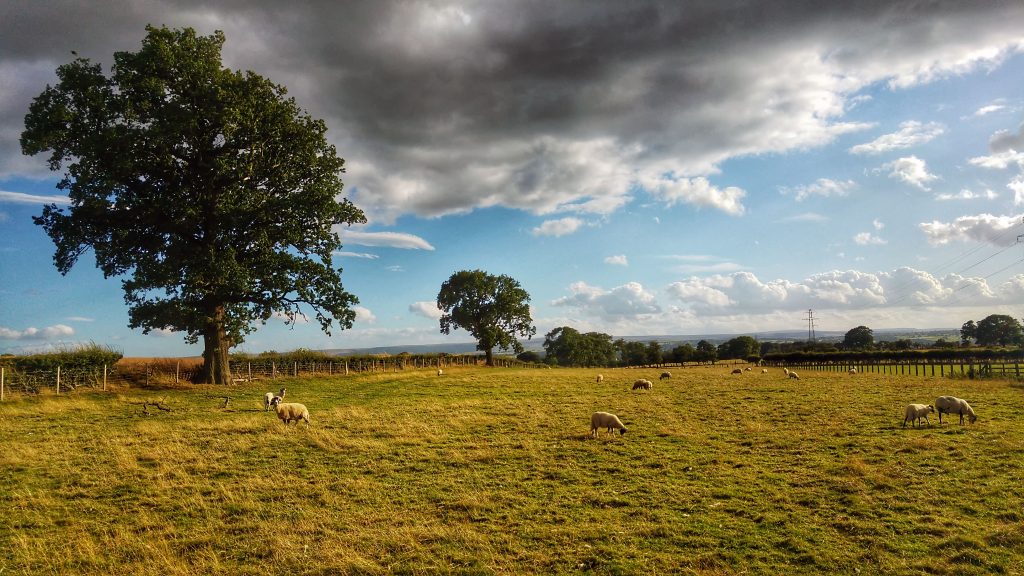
552 281 660 320
1009 177 1024 205
604 255 628 266
781 178 856 201
989 123 1024 152
849 121 945 154
532 217 584 237
854 232 887 245
969 150 1024 170
640 175 746 216
0 324 74 340
353 306 377 324
340 230 435 250
919 213 1024 246
409 301 443 320
883 156 938 190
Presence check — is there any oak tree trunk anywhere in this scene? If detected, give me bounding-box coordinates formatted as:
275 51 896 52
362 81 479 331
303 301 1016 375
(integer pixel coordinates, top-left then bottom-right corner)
201 305 232 384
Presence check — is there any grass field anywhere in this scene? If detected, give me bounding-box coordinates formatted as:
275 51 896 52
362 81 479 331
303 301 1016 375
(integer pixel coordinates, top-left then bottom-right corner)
1 366 1022 575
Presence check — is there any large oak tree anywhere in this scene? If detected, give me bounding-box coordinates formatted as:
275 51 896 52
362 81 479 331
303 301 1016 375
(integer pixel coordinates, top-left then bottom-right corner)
437 270 535 366
21 26 365 383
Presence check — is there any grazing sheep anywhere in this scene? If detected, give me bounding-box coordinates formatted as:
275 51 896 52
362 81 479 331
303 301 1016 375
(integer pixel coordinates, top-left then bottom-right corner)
437 368 443 376
263 387 286 411
849 367 857 374
788 371 800 380
731 368 742 375
591 412 627 437
745 367 752 371
935 396 977 425
903 403 935 428
659 371 671 380
596 374 604 383
762 369 768 374
269 396 310 425
632 379 652 390
783 368 790 376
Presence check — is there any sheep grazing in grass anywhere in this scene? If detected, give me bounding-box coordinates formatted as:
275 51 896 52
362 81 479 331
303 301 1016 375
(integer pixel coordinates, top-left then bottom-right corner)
596 374 604 383
849 367 857 374
788 371 800 380
263 387 286 411
731 368 742 375
935 396 977 425
659 371 671 380
632 379 652 390
269 396 310 425
783 368 790 376
591 412 627 437
903 403 935 428
761 369 768 374
437 368 443 376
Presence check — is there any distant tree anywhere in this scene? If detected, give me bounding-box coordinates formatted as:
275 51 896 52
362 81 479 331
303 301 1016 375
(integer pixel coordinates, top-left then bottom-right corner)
615 339 649 367
695 339 718 364
669 343 696 364
517 351 542 363
974 314 1023 346
718 336 758 360
545 328 617 366
960 320 977 345
21 26 366 384
646 341 664 366
881 339 914 351
843 326 874 350
437 270 536 366
933 338 956 349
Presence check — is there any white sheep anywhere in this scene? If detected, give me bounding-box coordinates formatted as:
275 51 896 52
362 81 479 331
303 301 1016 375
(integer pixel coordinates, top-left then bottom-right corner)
903 403 934 428
761 369 768 374
783 368 790 376
591 412 627 437
263 387 286 411
632 379 652 390
596 374 604 383
849 367 857 374
788 371 800 380
659 371 671 380
269 396 310 425
935 396 977 425
437 368 443 376
731 368 742 375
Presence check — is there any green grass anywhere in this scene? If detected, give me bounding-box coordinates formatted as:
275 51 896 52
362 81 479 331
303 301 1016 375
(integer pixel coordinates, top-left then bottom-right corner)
1 366 1022 575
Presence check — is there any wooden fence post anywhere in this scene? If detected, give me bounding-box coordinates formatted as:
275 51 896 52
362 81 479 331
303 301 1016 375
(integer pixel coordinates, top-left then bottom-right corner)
56 365 61 394
176 361 180 385
103 364 107 391
1 367 4 401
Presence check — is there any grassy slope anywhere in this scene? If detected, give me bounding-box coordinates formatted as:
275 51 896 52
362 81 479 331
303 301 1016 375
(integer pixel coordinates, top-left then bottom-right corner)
1 366 1022 575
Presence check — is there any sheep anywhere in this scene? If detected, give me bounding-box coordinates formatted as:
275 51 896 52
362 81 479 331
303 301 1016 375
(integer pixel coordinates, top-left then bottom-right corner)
761 369 768 374
903 403 935 428
659 371 671 380
269 396 310 425
783 368 790 376
263 387 286 411
788 371 800 380
745 367 752 371
437 368 443 376
591 412 627 437
731 368 742 375
596 374 604 383
632 379 652 390
935 396 977 425
849 367 857 374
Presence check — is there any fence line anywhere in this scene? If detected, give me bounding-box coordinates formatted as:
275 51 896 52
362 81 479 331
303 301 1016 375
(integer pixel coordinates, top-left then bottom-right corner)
791 360 1023 379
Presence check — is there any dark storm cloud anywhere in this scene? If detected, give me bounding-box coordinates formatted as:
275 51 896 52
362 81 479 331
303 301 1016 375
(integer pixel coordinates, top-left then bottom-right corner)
2 1 1023 220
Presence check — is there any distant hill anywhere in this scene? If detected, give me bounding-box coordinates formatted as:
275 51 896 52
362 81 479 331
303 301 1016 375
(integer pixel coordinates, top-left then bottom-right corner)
321 328 960 357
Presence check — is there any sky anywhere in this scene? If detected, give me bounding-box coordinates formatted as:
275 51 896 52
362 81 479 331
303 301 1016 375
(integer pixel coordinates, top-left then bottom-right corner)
2 1 1024 357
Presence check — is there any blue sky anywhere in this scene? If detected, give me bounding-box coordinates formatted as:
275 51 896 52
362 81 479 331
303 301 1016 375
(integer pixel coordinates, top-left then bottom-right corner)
2 2 1024 356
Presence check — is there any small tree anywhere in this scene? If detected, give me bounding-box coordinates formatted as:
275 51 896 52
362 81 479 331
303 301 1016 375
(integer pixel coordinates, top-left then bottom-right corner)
21 26 365 383
960 320 977 345
695 340 718 364
843 326 874 350
437 270 536 366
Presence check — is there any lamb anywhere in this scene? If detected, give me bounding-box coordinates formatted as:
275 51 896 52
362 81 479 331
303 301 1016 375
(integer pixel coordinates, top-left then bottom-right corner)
269 396 310 425
263 387 286 411
788 371 800 380
935 396 977 425
659 371 671 380
903 403 935 428
632 379 652 390
596 374 604 383
590 412 627 437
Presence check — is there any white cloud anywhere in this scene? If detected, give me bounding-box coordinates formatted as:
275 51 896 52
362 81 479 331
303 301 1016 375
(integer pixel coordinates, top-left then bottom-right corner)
1009 177 1024 206
968 149 1024 170
0 324 74 340
972 104 1006 117
936 188 999 201
0 190 71 205
334 251 380 259
778 212 829 223
883 156 938 190
849 121 945 155
353 306 377 324
409 301 443 320
919 213 1024 246
551 281 661 320
989 123 1024 152
781 178 856 201
604 255 628 267
640 175 746 216
872 219 885 230
532 217 583 237
854 232 887 245
340 230 435 250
